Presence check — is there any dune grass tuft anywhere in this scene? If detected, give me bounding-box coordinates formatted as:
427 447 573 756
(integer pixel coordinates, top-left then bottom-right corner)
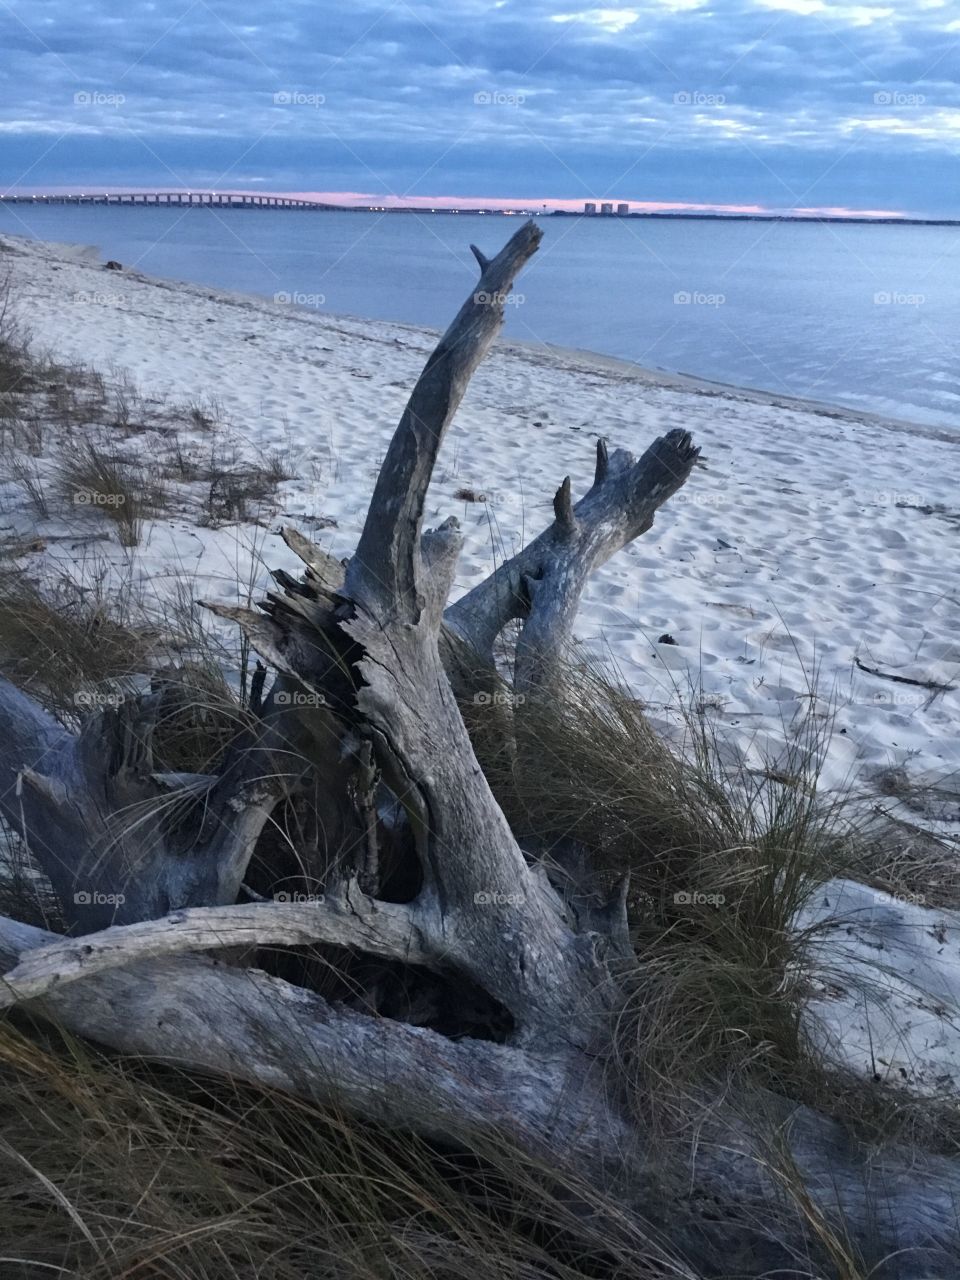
0 1022 695 1280
0 267 36 399
467 661 893 1113
0 570 151 716
57 437 167 546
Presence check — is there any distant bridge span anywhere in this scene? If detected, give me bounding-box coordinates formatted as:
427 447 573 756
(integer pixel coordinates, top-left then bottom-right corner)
0 191 334 210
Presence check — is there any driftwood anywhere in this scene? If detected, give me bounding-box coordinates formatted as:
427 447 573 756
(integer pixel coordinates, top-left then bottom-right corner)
0 222 956 1278
446 430 700 693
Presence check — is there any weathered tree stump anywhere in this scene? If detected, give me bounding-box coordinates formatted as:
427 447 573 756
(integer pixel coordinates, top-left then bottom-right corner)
0 223 955 1278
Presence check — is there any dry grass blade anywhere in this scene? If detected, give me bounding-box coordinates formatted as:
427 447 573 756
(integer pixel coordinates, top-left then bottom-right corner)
57 437 167 546
4 453 49 519
469 659 859 1104
0 572 150 716
0 266 35 398
0 1023 696 1280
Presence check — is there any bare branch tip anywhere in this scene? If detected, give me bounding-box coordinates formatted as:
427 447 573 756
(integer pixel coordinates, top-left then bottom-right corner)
660 427 698 463
594 438 609 484
553 476 576 533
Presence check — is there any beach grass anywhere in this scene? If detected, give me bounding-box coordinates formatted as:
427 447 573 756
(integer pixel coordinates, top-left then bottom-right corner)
56 436 168 546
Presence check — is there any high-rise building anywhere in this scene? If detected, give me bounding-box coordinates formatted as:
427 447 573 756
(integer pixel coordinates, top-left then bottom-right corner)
600 202 613 215
584 202 597 214
617 203 629 215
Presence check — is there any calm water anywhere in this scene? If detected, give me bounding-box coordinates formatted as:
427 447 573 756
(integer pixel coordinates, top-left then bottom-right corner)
2 205 958 428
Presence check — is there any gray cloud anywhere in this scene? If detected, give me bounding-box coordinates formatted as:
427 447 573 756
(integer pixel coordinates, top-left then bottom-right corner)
0 0 957 213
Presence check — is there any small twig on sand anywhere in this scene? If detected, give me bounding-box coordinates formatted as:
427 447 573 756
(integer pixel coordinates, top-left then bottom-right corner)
854 656 956 694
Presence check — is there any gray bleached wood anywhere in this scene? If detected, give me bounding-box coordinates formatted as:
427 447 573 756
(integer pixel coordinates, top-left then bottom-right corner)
0 672 293 931
0 910 956 1277
0 914 623 1171
348 219 542 623
445 431 701 692
0 887 433 1008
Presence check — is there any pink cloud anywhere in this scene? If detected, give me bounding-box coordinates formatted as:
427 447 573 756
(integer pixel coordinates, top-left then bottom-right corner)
286 191 909 219
8 186 907 219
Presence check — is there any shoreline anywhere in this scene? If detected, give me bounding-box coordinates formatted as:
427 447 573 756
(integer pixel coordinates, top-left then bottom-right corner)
2 228 959 837
501 336 960 445
1 230 949 445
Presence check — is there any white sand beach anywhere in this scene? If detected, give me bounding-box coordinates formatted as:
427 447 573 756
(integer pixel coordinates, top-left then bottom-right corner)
4 231 958 815
4 229 960 1095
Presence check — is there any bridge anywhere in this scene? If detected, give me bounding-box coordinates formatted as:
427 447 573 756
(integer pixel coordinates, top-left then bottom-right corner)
0 191 334 211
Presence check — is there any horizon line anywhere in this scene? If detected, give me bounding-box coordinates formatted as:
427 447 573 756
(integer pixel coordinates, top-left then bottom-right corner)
0 185 910 221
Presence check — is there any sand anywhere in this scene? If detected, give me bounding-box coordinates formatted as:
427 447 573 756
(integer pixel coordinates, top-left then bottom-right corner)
5 231 958 811
2 230 960 1093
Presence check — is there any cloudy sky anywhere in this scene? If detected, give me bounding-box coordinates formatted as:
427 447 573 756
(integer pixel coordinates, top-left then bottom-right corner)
1 0 958 216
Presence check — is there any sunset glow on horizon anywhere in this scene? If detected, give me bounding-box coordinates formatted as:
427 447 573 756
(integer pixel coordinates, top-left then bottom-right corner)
8 187 910 220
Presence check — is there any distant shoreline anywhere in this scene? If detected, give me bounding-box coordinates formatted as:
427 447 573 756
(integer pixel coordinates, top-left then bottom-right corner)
1 195 956 227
